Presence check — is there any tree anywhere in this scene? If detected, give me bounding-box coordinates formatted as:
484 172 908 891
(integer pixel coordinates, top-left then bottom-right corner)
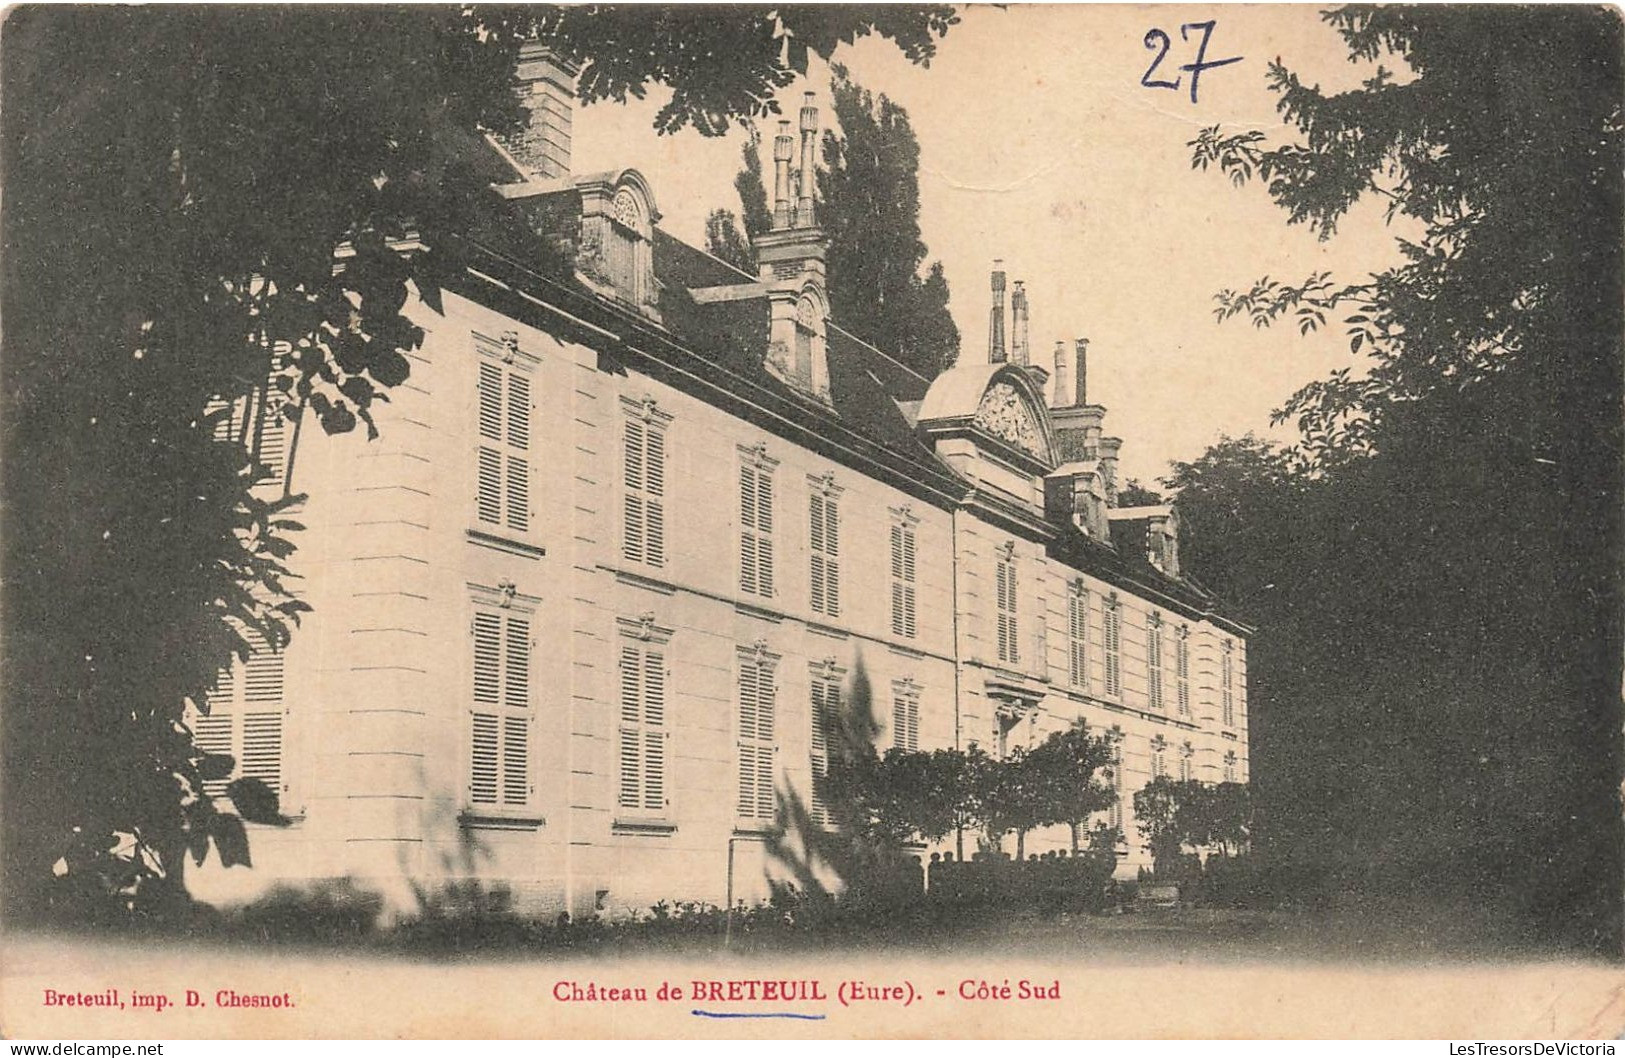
1183 6 1622 951
706 65 962 377
1025 721 1116 853
1115 480 1164 507
2 6 962 921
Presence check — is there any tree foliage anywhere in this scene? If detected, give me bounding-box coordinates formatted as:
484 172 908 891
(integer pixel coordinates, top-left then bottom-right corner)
706 65 962 377
1 6 962 921
1178 6 1622 951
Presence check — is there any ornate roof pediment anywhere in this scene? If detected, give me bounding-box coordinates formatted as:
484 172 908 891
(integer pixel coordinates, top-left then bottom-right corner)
974 382 1044 460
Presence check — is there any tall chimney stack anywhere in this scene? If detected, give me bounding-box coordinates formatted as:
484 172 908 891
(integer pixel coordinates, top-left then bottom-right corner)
502 43 579 180
1052 342 1069 407
772 121 795 229
797 93 819 226
1010 281 1030 366
988 262 1007 364
1074 337 1089 407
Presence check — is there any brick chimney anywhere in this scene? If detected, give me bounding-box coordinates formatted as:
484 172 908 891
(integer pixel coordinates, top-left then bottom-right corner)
988 263 1007 364
1051 342 1069 408
753 94 830 401
499 42 578 180
1010 281 1029 366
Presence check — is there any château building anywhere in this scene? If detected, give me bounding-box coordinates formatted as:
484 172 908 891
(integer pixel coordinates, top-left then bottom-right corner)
191 47 1250 918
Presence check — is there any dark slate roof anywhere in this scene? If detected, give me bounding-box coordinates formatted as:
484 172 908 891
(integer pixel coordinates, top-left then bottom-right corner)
428 137 1239 628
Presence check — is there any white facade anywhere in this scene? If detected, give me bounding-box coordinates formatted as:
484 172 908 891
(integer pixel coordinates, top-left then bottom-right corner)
190 63 1249 919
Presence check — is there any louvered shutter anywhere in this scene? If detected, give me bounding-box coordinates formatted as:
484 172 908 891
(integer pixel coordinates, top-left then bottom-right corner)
740 466 759 594
1222 648 1235 726
623 419 646 563
809 496 826 614
476 363 504 527
824 499 839 616
195 710 234 800
644 427 665 567
470 612 502 805
1104 604 1122 696
618 646 642 808
1176 635 1191 716
1148 622 1164 710
809 677 837 825
754 471 773 596
1069 591 1088 687
996 558 1018 663
503 616 531 804
642 650 666 811
738 663 760 815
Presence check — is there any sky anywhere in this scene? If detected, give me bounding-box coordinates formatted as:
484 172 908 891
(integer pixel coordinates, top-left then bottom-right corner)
571 6 1411 487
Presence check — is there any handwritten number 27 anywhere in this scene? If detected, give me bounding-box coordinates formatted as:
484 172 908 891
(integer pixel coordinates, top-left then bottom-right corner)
1141 21 1242 104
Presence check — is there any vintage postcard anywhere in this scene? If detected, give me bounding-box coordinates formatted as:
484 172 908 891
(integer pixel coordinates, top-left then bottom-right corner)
2 3 1622 1041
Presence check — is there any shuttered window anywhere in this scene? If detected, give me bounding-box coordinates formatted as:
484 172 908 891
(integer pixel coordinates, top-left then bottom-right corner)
1148 615 1165 711
995 551 1019 664
889 521 917 639
1180 743 1194 783
469 608 532 808
736 653 777 820
618 643 668 813
195 626 286 805
1107 734 1124 832
809 671 841 826
207 376 289 490
1103 597 1123 698
1223 751 1238 783
809 493 840 617
739 462 775 597
1067 585 1089 689
1176 627 1191 717
623 415 667 568
1151 736 1167 780
1222 641 1235 726
476 359 532 533
891 681 920 753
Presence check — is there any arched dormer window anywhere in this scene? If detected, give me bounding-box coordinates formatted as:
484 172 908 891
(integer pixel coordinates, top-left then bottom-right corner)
766 284 829 402
575 170 659 318
606 187 649 304
794 294 822 388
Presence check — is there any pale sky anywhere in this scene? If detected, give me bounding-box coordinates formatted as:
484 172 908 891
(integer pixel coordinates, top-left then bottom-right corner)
572 6 1409 487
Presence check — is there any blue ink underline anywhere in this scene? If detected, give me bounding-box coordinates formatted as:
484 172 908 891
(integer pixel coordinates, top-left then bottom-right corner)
691 1009 827 1021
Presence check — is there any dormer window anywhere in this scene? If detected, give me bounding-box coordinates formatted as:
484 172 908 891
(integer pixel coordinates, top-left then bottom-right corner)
606 188 649 304
574 170 659 318
794 296 821 388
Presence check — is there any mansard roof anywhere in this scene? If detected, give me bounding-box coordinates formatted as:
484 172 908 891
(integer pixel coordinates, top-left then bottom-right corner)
431 136 1245 633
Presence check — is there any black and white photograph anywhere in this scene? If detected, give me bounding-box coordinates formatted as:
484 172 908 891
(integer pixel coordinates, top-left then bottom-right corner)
2 3 1622 1041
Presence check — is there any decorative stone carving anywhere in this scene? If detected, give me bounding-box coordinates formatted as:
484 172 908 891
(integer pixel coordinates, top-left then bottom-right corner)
498 579 517 608
974 382 1042 458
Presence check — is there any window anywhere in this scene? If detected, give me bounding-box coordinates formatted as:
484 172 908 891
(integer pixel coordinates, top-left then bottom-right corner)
1180 742 1194 783
470 605 531 809
1103 595 1122 698
891 679 920 753
809 482 841 617
1107 730 1124 833
1067 583 1089 688
1176 625 1191 717
1150 735 1167 780
1222 640 1235 727
889 518 918 639
208 363 291 492
1147 613 1165 711
1223 750 1238 784
622 398 669 568
739 448 776 597
606 187 651 306
195 626 286 806
996 546 1019 665
809 665 842 825
617 640 668 813
793 296 820 388
476 353 532 533
736 647 777 821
